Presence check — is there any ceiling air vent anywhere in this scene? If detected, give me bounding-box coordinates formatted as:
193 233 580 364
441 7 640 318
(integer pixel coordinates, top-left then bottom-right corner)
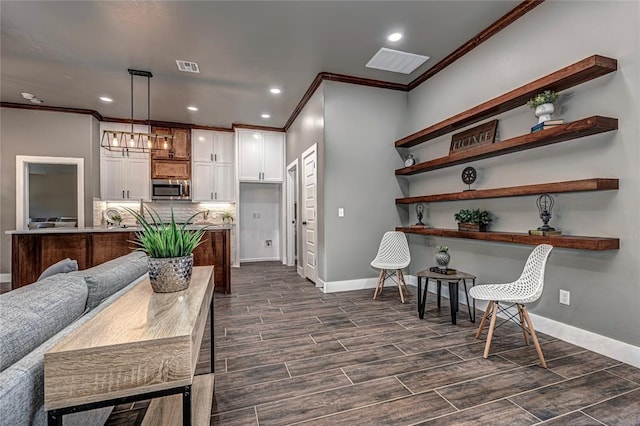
365 48 430 75
176 60 200 73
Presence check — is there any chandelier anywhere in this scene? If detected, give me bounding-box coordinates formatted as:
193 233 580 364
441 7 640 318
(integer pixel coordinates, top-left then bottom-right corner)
100 69 173 153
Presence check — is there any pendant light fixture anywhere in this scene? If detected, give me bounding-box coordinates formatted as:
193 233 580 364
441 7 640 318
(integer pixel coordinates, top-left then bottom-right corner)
100 69 173 153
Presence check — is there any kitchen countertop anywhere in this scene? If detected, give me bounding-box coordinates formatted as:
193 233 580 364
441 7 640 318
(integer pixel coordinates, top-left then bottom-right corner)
6 223 234 235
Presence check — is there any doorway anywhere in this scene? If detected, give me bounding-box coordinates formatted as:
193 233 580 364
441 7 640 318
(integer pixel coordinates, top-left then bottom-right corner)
301 144 318 284
286 159 299 268
15 156 85 230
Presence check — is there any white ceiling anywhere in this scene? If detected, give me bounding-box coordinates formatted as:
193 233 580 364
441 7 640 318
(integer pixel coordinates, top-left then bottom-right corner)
1 1 519 128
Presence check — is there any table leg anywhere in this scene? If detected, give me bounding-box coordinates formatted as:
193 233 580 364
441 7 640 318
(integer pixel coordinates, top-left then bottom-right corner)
437 280 442 309
183 385 192 426
462 279 474 323
417 277 425 319
210 298 215 374
449 281 458 325
47 411 62 426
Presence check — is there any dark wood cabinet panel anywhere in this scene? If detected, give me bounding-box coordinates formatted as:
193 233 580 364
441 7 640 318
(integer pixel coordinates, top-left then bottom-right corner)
11 229 231 293
151 159 191 179
91 232 136 266
40 234 90 272
193 230 231 293
151 127 191 160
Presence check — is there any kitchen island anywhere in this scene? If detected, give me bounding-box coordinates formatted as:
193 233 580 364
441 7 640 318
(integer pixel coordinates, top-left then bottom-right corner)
8 225 231 293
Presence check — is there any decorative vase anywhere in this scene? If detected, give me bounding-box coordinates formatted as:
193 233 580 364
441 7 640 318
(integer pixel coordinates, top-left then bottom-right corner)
148 254 194 293
435 251 450 269
534 103 555 124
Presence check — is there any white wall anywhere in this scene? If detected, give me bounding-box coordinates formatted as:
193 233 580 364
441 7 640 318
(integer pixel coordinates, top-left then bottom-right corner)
405 1 639 346
239 183 281 262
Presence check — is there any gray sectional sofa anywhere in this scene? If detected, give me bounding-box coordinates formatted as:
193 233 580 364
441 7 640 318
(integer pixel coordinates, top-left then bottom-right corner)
0 252 148 426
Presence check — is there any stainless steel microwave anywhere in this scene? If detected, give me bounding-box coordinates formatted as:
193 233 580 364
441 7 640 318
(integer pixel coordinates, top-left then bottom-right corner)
151 179 191 201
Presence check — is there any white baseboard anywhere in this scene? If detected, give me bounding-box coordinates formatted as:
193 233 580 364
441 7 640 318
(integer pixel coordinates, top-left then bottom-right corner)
0 273 10 282
322 274 640 369
321 274 418 294
240 257 281 263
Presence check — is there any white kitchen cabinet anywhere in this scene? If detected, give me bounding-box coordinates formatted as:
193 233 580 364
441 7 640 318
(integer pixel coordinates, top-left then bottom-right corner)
100 153 150 201
192 129 235 202
100 121 150 201
192 162 235 202
192 129 234 163
214 163 234 201
237 130 284 182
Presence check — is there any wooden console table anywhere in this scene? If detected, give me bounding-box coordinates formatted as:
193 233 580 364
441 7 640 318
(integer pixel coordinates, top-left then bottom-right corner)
44 266 215 426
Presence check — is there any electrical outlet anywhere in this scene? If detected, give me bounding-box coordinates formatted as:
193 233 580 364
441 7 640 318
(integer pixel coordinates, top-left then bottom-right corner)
338 208 344 217
266 240 272 247
559 289 570 305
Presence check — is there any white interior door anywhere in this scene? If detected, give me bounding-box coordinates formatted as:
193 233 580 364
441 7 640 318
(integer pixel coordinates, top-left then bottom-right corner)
301 145 317 283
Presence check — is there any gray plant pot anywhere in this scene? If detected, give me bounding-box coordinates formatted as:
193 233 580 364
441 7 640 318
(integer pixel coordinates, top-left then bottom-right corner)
148 254 194 293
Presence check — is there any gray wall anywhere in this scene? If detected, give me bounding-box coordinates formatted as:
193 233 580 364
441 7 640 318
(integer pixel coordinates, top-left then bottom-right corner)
323 81 408 282
286 86 326 276
405 1 639 346
0 108 100 273
29 172 78 219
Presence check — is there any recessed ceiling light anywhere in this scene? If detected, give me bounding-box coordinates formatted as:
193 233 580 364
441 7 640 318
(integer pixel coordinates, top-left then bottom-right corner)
388 32 403 42
187 106 198 112
99 96 113 103
261 113 271 119
269 88 281 94
21 92 35 100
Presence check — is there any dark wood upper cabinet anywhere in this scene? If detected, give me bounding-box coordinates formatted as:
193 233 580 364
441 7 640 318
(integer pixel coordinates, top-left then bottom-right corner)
151 127 191 160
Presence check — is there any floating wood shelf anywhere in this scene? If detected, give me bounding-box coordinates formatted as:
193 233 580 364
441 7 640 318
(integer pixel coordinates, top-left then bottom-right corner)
396 227 619 251
396 116 617 176
396 178 618 204
395 55 617 148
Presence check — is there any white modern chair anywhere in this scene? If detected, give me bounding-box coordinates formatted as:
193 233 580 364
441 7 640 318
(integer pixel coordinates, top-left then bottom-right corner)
468 244 553 368
371 231 411 303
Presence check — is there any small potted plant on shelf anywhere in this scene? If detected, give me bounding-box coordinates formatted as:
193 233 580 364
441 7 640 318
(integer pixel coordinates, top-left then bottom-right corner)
527 90 560 124
125 206 206 293
220 211 234 224
454 208 492 232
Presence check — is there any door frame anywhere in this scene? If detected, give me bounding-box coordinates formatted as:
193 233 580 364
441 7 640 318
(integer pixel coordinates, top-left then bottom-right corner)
301 144 318 284
15 155 85 230
285 159 299 268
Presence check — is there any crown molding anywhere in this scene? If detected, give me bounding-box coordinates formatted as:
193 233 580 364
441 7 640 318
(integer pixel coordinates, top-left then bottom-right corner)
0 102 103 121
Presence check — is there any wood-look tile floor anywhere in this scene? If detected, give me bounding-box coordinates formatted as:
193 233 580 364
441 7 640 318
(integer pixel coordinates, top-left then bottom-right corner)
107 262 640 425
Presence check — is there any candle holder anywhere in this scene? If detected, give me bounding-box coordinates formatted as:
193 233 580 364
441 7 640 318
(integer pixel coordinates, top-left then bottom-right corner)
415 203 425 226
536 194 555 231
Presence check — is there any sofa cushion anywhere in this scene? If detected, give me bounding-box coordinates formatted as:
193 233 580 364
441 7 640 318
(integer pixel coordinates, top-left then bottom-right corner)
0 275 88 372
70 251 147 310
37 258 78 281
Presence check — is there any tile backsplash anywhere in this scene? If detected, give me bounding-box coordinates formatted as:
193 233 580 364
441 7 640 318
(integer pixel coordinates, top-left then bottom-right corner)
93 200 235 226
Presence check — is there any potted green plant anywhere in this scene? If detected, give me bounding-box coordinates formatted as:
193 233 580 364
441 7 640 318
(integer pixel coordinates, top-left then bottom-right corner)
435 245 450 269
527 90 559 124
220 211 234 224
454 208 491 232
125 206 206 293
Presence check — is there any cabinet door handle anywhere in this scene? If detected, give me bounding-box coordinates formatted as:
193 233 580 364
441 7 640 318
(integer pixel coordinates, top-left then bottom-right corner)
127 190 130 198
122 190 125 198
122 149 125 157
210 153 213 162
211 192 213 200
215 192 218 200
214 154 217 162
